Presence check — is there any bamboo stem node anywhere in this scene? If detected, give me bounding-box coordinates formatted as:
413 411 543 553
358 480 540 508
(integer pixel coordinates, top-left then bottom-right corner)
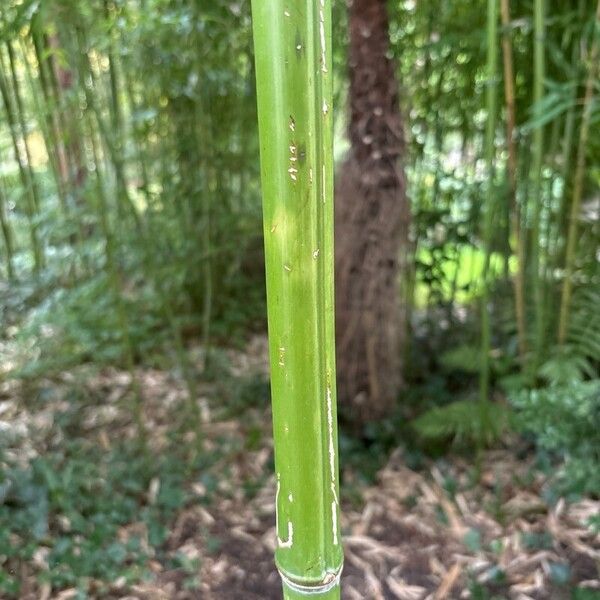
279 567 343 597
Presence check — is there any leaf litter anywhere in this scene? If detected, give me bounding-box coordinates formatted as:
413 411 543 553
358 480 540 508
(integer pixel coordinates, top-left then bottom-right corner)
0 335 597 599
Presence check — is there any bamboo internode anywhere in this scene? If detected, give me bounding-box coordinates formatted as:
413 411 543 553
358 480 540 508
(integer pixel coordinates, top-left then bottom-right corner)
251 1 343 598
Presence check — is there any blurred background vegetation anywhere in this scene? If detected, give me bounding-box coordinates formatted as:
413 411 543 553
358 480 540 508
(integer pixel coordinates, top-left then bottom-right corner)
0 0 598 598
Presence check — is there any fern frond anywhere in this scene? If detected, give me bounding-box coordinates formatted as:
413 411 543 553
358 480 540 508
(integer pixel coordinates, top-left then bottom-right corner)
412 399 511 448
567 284 600 366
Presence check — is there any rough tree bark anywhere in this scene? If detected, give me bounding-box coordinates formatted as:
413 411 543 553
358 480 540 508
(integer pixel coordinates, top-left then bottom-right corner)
335 0 409 425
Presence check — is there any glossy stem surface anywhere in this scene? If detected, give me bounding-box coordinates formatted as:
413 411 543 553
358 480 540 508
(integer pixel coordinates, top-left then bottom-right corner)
251 0 343 597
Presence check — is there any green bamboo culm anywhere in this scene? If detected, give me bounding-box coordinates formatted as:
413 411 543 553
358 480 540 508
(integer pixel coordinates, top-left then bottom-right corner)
479 0 499 448
530 0 545 372
251 1 343 599
558 0 600 344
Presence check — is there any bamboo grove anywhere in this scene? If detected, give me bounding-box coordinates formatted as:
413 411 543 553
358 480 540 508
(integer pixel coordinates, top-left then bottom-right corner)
392 0 600 413
0 1 263 448
0 1 599 449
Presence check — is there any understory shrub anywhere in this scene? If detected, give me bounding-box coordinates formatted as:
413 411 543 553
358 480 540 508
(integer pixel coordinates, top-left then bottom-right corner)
511 380 600 496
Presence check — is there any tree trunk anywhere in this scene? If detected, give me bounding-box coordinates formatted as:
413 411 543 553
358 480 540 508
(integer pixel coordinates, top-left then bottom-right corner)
335 0 409 425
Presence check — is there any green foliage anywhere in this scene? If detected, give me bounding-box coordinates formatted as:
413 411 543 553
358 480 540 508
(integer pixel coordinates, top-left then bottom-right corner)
412 399 512 449
0 0 596 415
538 347 595 387
467 580 506 600
463 527 483 552
220 373 270 418
511 380 600 495
14 273 159 376
0 441 190 597
573 589 600 600
0 0 267 384
439 344 482 374
565 285 600 367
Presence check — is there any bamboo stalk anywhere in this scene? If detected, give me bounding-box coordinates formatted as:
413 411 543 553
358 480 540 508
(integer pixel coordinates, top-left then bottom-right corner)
552 0 588 271
22 35 89 276
103 0 124 133
0 52 43 273
540 118 561 328
143 197 203 454
123 77 151 196
551 96 576 269
194 85 213 372
30 21 70 197
21 35 69 217
79 41 142 234
500 0 527 364
558 0 600 344
46 31 87 193
251 1 343 597
86 111 147 448
5 41 44 215
530 0 545 371
480 0 499 445
0 178 15 280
